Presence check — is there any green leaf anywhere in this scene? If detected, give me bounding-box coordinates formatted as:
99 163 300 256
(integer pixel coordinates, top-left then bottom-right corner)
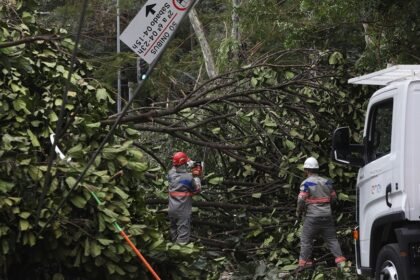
19 219 30 231
212 127 221 134
126 161 148 172
56 65 66 73
70 195 87 209
96 88 108 102
28 166 43 181
19 212 31 219
245 111 254 117
27 232 36 246
128 149 143 161
113 187 129 200
65 177 77 188
125 128 140 136
252 193 262 199
52 273 65 280
13 99 30 114
117 155 128 166
67 143 84 157
285 71 295 79
263 115 277 128
149 238 164 250
338 193 349 201
329 51 344 65
208 177 223 185
86 122 101 128
286 232 295 243
2 240 9 254
98 214 106 232
27 129 40 147
281 264 298 271
284 139 296 150
251 77 258 87
97 238 113 246
0 180 14 193
262 235 274 247
106 262 116 274
48 111 58 122
42 61 57 68
103 209 118 219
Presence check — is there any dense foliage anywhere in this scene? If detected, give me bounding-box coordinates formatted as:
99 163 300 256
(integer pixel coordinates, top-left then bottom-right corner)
0 2 209 279
1 0 419 279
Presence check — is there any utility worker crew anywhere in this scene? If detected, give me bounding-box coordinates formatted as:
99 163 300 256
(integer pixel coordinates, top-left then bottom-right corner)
296 157 346 270
168 151 202 244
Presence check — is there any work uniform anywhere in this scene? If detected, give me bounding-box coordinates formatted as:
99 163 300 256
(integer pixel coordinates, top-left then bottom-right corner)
297 174 346 267
168 165 201 243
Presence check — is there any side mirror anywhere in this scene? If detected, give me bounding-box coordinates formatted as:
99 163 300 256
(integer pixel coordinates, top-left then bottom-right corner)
331 127 364 167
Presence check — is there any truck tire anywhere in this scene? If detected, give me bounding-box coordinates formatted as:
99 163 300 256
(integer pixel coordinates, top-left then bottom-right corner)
375 243 406 280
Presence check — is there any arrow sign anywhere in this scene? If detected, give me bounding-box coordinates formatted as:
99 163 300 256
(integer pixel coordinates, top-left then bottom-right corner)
120 0 193 64
146 4 156 17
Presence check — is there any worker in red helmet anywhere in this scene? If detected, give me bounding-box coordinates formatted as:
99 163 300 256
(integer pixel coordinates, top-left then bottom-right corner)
296 157 346 271
168 151 202 244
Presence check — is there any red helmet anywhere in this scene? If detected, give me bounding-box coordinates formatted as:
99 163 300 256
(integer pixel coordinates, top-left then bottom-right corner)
172 151 190 166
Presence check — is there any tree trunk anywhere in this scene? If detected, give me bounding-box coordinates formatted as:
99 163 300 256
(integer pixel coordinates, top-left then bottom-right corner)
189 7 218 78
230 0 241 63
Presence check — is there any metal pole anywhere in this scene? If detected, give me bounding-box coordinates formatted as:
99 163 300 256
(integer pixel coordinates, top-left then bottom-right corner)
117 0 122 113
128 81 133 101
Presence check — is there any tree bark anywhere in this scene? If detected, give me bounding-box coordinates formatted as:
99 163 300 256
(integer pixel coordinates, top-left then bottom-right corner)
231 0 241 42
0 35 60 48
231 0 241 62
189 7 218 78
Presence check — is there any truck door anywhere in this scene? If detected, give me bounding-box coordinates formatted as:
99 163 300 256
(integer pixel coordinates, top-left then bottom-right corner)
405 82 420 221
357 95 395 268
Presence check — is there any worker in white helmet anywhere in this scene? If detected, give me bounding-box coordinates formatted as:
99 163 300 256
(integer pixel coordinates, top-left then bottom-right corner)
296 157 346 270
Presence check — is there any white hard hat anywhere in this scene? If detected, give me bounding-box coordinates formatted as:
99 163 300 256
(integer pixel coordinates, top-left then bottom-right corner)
304 157 319 169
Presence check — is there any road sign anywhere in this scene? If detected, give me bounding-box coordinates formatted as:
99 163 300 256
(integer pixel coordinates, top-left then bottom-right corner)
120 0 193 64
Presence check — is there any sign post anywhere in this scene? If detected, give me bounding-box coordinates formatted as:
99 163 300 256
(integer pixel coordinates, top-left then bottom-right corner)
120 0 194 64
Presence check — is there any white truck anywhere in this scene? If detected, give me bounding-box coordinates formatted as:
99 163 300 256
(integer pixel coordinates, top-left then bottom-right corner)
331 65 420 280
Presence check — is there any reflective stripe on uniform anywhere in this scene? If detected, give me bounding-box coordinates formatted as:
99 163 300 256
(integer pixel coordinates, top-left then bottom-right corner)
298 192 309 199
335 256 346 263
169 191 193 197
306 197 330 204
298 259 313 267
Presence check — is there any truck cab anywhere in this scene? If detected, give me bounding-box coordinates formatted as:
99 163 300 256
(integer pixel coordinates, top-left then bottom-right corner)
331 65 420 279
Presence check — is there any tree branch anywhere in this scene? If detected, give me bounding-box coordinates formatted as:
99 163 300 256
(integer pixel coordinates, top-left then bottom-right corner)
0 35 61 48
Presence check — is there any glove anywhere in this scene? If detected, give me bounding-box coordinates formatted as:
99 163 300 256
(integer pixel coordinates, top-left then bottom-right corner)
191 165 202 177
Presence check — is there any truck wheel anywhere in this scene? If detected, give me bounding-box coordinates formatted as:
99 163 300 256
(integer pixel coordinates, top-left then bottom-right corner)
375 243 405 280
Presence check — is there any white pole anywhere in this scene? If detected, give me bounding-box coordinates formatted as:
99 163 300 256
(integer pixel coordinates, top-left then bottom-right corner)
117 0 122 113
128 82 133 102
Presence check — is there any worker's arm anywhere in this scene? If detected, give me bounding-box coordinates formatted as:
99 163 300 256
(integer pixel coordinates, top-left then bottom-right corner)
192 177 202 194
296 182 308 218
326 179 337 205
191 164 202 194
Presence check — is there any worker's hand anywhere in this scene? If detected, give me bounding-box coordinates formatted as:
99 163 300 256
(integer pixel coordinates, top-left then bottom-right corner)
191 165 202 177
